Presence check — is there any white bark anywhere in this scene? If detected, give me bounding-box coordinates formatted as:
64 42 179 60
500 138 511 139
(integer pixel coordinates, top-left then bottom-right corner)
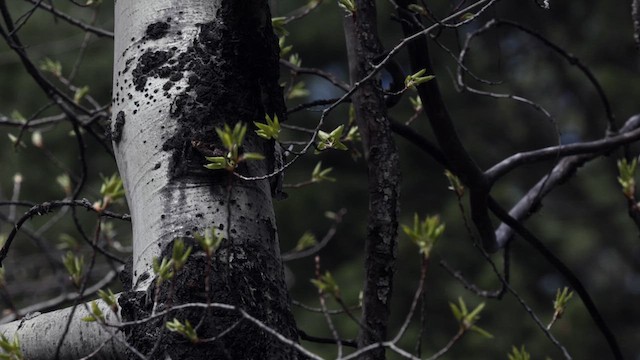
0 300 124 359
113 0 220 288
112 0 279 288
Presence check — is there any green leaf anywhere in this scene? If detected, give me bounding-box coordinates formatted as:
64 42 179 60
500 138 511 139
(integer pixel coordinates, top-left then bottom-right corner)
152 256 174 285
409 96 423 111
62 251 84 286
295 232 317 251
310 271 340 298
194 228 223 256
216 126 233 150
311 162 336 183
449 301 462 321
507 345 531 360
279 37 293 58
317 125 348 151
337 0 356 13
166 318 199 343
450 297 489 335
470 325 494 339
57 233 78 251
289 53 302 67
617 158 637 198
402 213 445 258
254 114 281 140
73 86 90 104
0 334 23 360
203 156 228 170
100 174 125 202
98 288 118 313
271 16 289 37
405 69 435 89
241 152 265 161
171 239 192 271
39 58 62 77
552 286 574 320
206 123 256 171
466 301 485 321
287 81 309 99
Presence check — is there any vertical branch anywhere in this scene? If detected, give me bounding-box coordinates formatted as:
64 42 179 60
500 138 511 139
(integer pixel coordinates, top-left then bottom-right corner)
343 2 401 358
395 1 498 252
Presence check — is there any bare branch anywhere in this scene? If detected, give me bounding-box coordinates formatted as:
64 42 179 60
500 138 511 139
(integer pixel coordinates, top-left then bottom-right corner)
22 0 114 38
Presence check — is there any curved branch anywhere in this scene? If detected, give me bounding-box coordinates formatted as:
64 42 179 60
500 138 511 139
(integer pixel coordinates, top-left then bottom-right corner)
494 114 640 245
486 121 640 182
281 209 346 262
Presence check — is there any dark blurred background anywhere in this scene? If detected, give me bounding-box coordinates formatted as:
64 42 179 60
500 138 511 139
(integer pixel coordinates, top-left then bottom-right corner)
1 0 639 359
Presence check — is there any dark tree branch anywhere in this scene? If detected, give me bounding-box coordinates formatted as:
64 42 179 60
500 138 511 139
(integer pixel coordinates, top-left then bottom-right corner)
280 0 324 24
486 121 640 183
298 329 357 348
488 198 624 360
396 0 497 252
22 0 114 38
280 59 350 91
285 98 344 114
494 114 640 245
344 1 402 357
0 113 66 127
281 209 346 261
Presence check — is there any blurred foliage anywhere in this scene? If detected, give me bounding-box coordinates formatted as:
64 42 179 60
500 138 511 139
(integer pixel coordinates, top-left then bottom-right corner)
0 0 639 359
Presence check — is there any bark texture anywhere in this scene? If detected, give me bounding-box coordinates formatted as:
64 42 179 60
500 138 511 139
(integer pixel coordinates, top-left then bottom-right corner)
344 1 401 358
112 0 299 358
0 300 123 359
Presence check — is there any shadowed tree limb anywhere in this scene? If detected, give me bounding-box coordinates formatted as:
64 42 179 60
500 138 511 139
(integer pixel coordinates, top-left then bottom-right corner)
344 1 401 358
396 0 498 253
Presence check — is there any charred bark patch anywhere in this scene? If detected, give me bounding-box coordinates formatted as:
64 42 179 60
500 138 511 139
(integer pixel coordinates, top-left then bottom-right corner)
141 1 286 179
145 21 170 40
132 50 171 91
112 111 126 144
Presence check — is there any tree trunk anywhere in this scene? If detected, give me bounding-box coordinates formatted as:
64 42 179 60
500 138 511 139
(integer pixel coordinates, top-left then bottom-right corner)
344 1 401 358
113 0 298 358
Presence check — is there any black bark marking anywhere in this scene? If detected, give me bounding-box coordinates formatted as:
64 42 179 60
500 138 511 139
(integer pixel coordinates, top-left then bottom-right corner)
112 111 126 144
152 3 285 179
145 21 170 40
132 50 171 91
